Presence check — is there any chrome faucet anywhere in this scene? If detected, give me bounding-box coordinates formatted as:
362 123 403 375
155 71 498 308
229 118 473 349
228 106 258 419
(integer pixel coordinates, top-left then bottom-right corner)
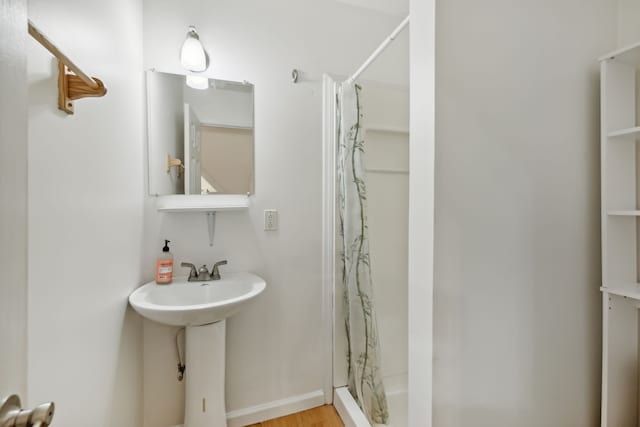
181 260 227 281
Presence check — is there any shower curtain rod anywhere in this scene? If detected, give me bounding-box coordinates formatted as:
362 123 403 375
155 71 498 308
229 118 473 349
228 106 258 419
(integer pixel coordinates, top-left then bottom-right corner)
345 15 410 85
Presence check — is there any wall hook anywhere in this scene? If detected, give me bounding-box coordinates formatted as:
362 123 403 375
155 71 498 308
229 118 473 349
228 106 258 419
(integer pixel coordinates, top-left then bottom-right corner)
291 69 299 83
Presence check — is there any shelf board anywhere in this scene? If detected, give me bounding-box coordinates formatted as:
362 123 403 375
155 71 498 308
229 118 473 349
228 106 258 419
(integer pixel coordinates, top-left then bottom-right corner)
364 125 409 134
601 284 640 300
608 126 640 139
599 40 640 66
608 210 640 216
156 194 250 212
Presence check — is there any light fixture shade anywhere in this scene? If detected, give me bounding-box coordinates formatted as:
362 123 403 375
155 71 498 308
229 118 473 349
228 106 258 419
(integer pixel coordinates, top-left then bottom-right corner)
186 75 209 90
180 26 208 72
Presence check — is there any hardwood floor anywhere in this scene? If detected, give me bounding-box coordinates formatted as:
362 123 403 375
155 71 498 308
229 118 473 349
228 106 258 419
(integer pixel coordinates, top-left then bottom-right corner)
245 405 344 427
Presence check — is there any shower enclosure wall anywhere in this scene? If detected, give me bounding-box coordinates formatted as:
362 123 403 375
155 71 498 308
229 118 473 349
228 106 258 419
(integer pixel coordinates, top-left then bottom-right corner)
323 77 409 427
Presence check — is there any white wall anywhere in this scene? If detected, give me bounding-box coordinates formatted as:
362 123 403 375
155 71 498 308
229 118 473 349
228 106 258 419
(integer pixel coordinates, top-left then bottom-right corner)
333 83 410 395
433 1 617 426
27 1 145 426
364 86 410 396
147 71 184 195
184 84 253 128
142 0 409 424
200 127 253 194
0 0 28 400
618 0 640 158
365 126 409 393
408 1 436 426
618 0 640 46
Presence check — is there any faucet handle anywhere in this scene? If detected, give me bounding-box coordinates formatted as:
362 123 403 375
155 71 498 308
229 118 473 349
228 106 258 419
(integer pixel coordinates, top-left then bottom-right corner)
180 262 198 280
210 260 227 280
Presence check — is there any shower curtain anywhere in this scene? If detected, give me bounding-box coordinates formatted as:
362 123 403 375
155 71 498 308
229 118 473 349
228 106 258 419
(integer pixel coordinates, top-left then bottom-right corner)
337 82 389 425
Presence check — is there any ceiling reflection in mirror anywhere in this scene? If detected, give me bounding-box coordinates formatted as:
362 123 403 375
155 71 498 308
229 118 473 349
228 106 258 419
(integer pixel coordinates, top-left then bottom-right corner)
146 70 254 196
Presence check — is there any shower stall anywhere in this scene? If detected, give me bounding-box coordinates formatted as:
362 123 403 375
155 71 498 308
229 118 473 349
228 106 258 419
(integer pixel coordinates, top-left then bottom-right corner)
322 16 410 427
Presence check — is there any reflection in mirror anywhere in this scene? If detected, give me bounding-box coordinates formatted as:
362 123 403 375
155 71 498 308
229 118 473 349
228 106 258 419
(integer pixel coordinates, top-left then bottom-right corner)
146 70 254 196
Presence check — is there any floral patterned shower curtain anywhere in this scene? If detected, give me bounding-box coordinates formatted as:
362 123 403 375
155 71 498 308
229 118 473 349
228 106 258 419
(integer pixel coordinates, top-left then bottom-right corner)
337 82 389 425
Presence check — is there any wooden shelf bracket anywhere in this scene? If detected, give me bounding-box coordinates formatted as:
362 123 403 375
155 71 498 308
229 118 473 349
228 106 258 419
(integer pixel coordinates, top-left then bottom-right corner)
167 155 185 177
28 20 107 115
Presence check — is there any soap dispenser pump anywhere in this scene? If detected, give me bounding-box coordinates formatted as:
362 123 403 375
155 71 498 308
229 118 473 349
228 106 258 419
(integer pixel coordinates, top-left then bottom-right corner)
155 239 174 284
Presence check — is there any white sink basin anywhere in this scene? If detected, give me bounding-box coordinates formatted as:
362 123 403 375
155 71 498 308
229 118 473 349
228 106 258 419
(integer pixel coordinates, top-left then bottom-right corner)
129 272 266 326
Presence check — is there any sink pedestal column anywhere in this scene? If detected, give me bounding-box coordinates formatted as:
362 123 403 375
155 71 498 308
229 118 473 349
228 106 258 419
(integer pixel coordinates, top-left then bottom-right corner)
185 320 226 427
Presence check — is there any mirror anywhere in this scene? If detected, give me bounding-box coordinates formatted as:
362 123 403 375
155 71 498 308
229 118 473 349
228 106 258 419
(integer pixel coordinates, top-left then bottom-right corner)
146 70 254 196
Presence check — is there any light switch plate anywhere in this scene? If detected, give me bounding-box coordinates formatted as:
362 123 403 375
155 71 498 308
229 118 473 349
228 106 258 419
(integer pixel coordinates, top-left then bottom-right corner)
264 209 278 231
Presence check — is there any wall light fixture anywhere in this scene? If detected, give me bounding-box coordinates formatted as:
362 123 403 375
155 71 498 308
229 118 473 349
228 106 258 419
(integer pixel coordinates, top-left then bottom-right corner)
180 26 209 72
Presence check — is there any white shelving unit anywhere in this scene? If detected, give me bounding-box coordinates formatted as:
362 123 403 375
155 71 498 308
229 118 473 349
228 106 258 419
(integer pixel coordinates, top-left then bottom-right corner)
600 41 640 427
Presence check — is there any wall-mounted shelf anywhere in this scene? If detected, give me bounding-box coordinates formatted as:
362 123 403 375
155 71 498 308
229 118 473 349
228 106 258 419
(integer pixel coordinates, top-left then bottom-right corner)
601 284 640 301
608 126 640 139
599 40 640 66
156 194 250 213
156 195 250 247
608 210 640 216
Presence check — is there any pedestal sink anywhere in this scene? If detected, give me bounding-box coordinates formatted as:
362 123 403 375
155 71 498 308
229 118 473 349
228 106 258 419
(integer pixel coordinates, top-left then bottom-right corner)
129 272 266 427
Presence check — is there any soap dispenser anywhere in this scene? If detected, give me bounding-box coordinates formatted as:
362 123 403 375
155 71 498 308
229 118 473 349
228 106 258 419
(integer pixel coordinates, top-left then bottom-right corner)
155 239 174 284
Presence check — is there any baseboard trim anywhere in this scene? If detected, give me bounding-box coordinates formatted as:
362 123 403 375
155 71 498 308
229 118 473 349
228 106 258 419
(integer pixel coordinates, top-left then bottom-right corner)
226 390 325 427
333 387 371 427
